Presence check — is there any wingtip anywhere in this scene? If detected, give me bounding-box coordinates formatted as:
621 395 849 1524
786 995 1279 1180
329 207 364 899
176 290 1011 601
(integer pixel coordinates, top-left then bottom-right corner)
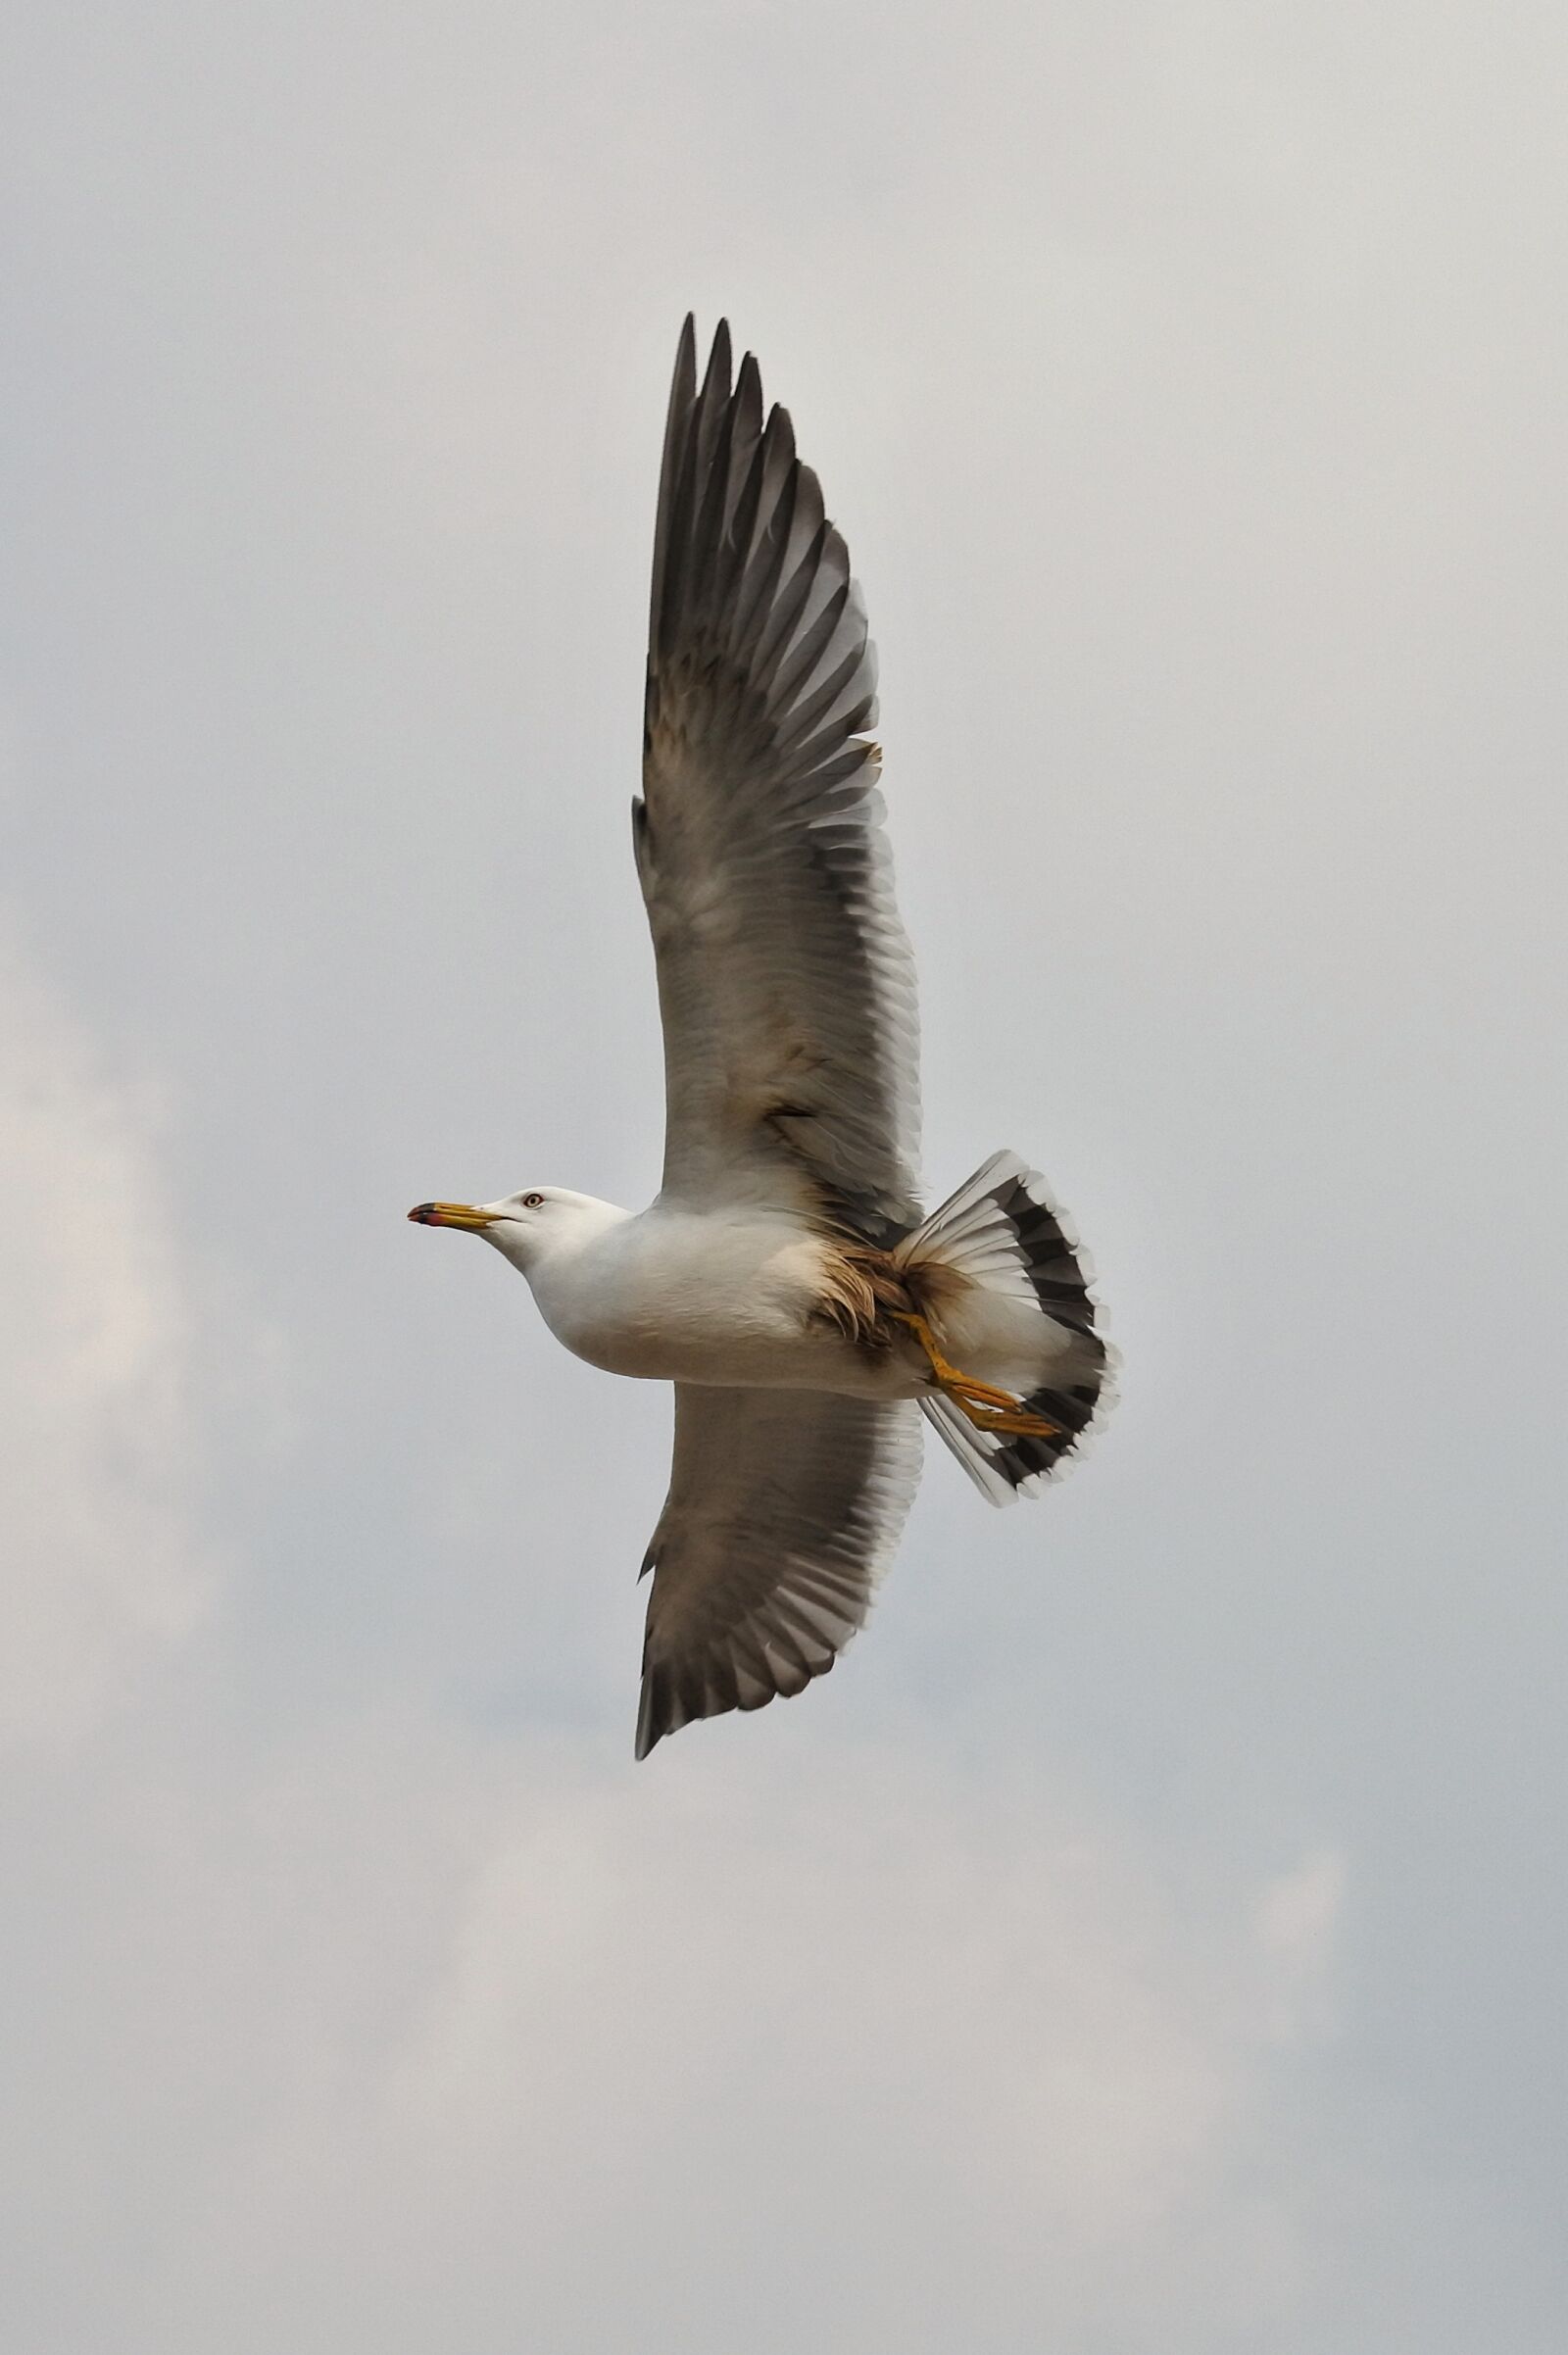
733 347 763 433
678 313 737 375
668 315 698 409
762 398 797 466
699 317 733 408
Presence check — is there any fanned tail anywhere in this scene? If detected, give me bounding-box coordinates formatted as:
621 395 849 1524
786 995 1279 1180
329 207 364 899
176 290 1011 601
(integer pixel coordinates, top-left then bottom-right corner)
897 1152 1114 1505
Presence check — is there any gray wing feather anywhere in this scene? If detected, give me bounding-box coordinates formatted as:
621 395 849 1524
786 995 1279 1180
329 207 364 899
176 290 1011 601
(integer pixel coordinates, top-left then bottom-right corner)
638 318 922 1237
635 1385 922 1758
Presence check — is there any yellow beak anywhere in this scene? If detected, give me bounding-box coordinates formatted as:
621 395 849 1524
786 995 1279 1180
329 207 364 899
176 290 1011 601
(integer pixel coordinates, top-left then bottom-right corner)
407 1202 498 1231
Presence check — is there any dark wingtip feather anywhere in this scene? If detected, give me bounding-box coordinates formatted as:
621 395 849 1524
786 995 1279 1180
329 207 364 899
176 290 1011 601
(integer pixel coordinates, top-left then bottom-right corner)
635 1652 677 1757
649 319 700 648
702 317 733 397
764 400 796 468
734 349 763 437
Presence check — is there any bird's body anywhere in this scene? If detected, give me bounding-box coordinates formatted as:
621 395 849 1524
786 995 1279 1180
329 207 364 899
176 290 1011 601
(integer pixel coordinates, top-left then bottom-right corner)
473 1192 1098 1405
524 1200 896 1396
412 319 1113 1755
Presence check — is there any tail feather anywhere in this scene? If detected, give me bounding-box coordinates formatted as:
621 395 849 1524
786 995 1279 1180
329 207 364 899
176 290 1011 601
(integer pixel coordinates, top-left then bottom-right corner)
898 1152 1114 1504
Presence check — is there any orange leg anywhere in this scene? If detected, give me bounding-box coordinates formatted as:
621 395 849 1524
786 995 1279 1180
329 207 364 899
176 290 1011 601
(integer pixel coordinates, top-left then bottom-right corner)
892 1313 1060 1439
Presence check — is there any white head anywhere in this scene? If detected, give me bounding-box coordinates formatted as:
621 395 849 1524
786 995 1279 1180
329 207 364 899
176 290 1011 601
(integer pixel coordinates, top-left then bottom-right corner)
407 1186 621 1274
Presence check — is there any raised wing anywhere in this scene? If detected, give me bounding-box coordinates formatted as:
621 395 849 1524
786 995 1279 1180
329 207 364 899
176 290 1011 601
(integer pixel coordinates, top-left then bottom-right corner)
635 318 922 1241
635 1386 922 1758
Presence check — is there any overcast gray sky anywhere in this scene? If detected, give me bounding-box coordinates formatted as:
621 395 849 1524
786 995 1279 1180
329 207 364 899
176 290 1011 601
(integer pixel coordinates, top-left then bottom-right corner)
4 3 1566 2347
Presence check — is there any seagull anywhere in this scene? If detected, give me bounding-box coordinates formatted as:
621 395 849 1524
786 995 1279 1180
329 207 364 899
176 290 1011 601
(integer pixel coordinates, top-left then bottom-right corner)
412 318 1112 1757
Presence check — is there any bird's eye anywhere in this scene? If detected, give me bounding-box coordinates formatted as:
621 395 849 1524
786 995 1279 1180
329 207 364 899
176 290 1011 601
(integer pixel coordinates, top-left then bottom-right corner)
521 1192 545 1208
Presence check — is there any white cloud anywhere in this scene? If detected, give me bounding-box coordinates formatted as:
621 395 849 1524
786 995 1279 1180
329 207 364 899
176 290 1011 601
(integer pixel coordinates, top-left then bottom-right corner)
2 1710 1341 2353
1245 1845 1347 2053
0 929 218 1744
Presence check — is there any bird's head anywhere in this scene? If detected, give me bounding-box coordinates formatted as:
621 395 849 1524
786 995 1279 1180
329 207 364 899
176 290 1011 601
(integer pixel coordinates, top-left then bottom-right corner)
407 1186 618 1272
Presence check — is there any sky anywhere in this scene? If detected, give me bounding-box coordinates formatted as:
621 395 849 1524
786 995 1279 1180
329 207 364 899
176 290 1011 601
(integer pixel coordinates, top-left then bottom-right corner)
3 2 1566 2346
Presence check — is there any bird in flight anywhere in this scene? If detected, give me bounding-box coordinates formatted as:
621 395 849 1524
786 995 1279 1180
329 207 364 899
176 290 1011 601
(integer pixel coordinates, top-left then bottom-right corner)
412 318 1111 1757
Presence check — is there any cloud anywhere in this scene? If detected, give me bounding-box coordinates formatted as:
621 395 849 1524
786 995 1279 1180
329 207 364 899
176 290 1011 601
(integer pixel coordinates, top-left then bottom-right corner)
0 928 219 1745
1254 1847 1346 2043
2 1700 1342 2354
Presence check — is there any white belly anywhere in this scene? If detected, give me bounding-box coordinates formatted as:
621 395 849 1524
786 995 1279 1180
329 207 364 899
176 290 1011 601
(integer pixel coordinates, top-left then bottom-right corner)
526 1206 908 1396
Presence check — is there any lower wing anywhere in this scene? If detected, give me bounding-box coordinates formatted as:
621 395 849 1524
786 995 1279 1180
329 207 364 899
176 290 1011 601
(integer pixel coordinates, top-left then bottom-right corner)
635 1385 922 1757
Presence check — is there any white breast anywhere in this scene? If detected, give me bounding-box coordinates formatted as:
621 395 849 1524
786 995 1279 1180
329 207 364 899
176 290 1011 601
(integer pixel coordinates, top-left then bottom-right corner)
525 1204 835 1385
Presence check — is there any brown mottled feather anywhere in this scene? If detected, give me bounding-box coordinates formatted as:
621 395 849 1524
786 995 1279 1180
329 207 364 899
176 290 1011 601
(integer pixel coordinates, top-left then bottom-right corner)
814 1241 977 1355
